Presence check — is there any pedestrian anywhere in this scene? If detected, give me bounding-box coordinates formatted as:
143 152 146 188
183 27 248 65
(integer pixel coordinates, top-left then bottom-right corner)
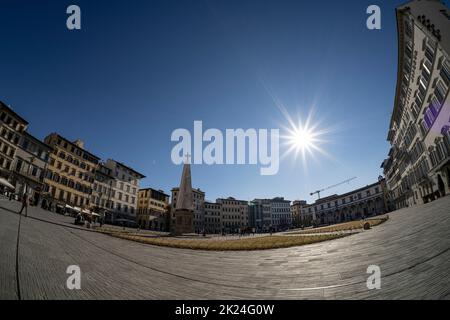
18 193 28 217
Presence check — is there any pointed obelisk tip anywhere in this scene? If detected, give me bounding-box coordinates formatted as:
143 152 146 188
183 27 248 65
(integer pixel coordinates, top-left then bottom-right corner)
176 153 194 211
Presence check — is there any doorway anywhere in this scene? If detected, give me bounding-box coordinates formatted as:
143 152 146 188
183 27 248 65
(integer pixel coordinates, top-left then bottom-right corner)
438 174 446 196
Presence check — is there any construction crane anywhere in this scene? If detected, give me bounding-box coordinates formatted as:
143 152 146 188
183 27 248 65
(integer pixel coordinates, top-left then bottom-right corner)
310 177 357 200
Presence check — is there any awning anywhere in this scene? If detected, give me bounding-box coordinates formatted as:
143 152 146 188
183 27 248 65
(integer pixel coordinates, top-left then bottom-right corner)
90 212 100 217
0 177 15 190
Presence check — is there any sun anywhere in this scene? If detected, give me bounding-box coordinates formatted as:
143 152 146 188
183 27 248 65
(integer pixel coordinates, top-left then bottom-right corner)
259 80 334 166
284 119 322 160
279 110 332 166
289 126 316 152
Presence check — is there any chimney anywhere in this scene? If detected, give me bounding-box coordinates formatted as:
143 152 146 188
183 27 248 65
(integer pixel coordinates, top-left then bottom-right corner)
73 139 84 149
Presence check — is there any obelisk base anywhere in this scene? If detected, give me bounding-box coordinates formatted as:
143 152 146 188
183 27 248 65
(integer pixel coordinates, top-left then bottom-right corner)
173 209 194 236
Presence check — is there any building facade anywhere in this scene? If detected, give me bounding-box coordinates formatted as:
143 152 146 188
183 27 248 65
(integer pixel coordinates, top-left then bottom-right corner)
249 200 263 230
11 132 52 205
382 0 450 209
91 163 115 221
290 200 308 228
270 197 292 231
104 159 145 226
171 187 205 233
43 134 99 211
249 198 272 231
0 101 28 181
301 179 388 226
216 197 249 232
204 201 222 234
137 188 170 231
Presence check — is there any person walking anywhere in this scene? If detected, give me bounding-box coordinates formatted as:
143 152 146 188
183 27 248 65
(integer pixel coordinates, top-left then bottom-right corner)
18 193 28 217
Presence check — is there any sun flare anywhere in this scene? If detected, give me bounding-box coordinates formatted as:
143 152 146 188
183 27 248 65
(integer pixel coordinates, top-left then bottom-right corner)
289 126 316 152
279 110 332 166
261 81 334 167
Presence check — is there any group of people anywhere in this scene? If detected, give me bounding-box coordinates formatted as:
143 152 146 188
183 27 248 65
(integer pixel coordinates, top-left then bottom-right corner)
74 211 104 228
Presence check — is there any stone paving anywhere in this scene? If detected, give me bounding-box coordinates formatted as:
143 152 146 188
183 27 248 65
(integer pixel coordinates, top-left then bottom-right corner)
0 195 449 300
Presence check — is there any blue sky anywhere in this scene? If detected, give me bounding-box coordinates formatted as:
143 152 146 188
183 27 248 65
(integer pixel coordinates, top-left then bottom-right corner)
0 0 418 202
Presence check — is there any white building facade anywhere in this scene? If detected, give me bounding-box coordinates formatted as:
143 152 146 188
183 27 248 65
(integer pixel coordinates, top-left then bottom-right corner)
105 159 145 226
382 0 450 209
91 163 115 220
269 197 292 231
301 180 388 226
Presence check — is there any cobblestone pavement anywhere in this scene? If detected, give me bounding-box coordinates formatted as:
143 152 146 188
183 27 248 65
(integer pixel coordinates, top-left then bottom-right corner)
0 196 449 300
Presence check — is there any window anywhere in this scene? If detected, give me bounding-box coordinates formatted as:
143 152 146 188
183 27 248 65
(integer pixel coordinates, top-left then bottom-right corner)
423 59 432 76
435 81 447 104
15 159 23 172
424 107 436 128
405 41 413 59
419 76 428 93
441 60 450 86
405 20 413 37
421 120 430 135
425 44 435 62
415 91 424 108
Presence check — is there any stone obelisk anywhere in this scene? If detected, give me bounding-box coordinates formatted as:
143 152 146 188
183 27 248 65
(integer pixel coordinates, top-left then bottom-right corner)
174 154 194 235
